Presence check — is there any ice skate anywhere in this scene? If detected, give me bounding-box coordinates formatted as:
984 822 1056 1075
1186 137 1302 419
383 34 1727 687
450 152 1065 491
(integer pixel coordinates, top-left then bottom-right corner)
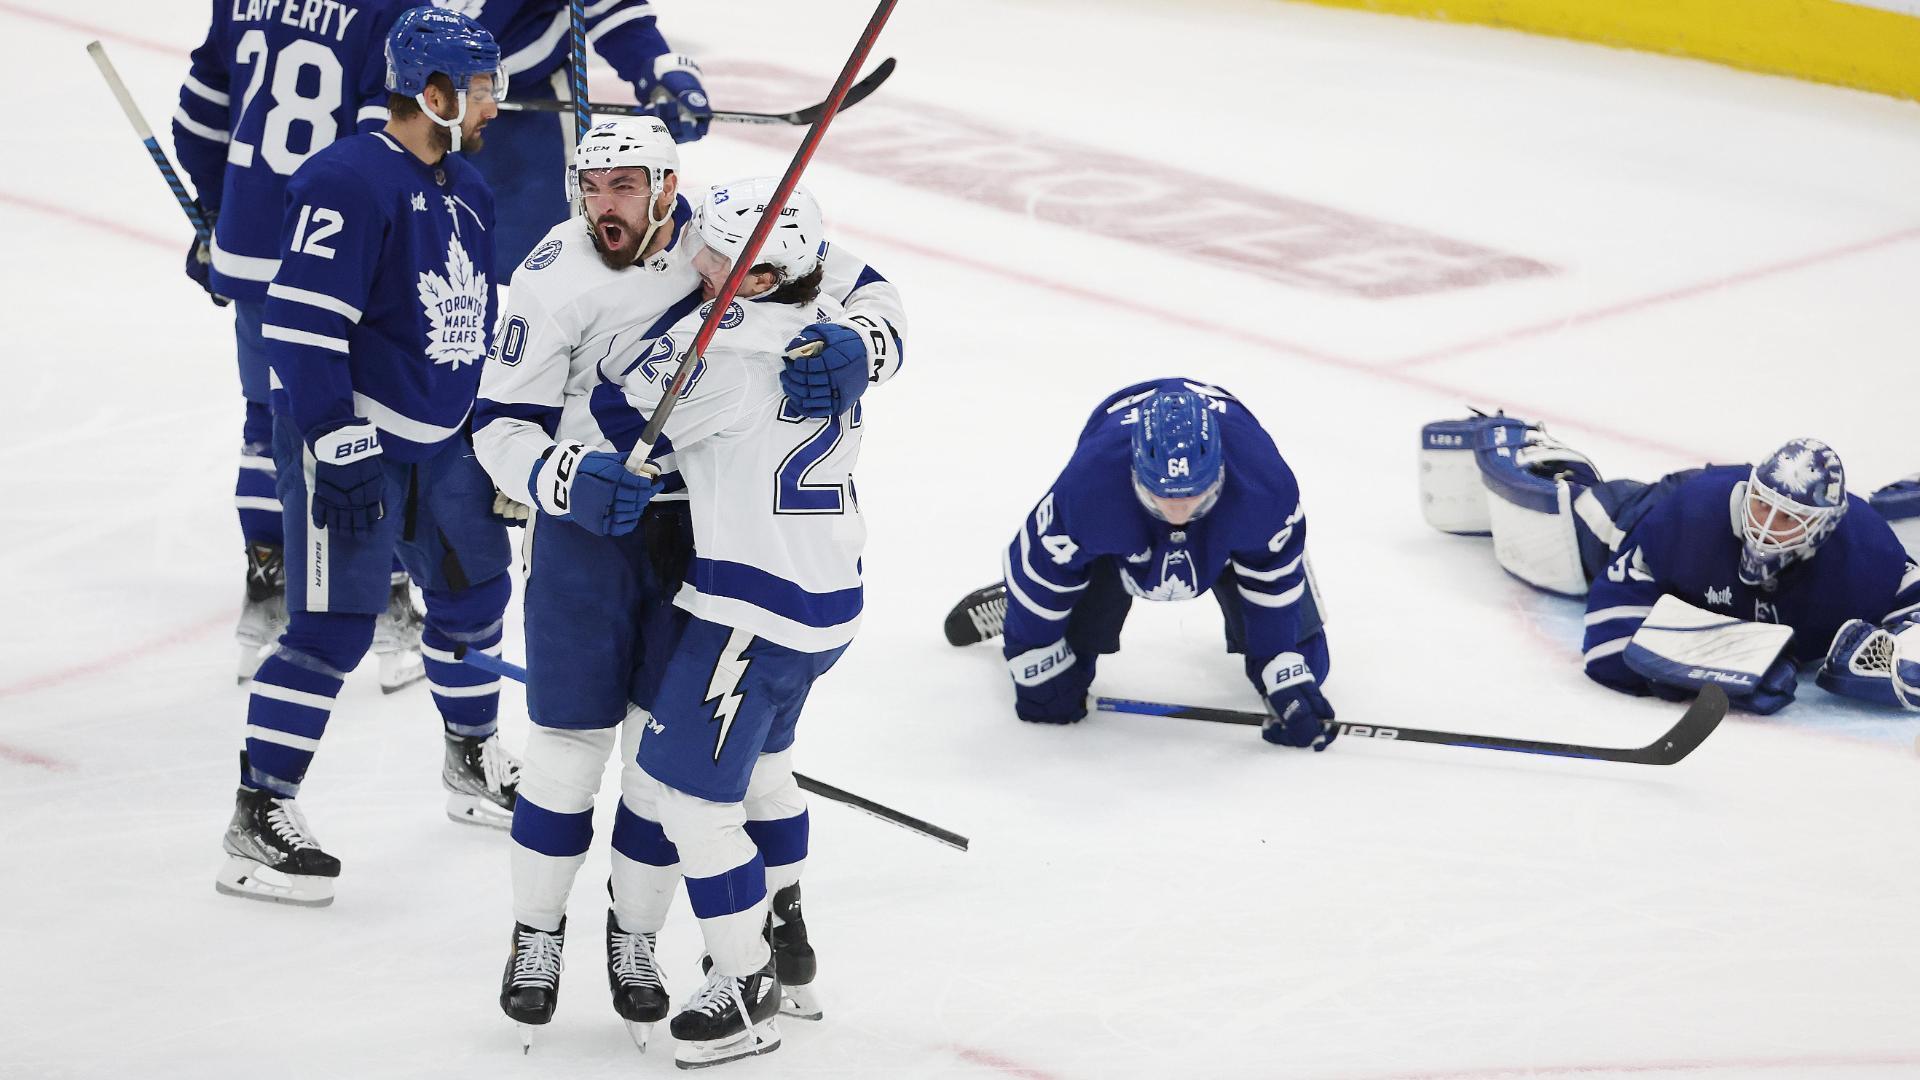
770 883 822 1020
214 783 340 907
500 918 565 1053
670 956 781 1069
443 732 519 828
606 910 670 1051
234 544 287 683
371 573 425 692
942 582 1007 646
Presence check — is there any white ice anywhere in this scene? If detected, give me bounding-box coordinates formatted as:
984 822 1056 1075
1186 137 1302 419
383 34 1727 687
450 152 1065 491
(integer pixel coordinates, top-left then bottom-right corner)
2 1 1918 1077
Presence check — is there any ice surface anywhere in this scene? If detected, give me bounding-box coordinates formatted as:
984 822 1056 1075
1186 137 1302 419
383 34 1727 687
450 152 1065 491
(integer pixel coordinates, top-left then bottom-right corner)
2 1 1917 1076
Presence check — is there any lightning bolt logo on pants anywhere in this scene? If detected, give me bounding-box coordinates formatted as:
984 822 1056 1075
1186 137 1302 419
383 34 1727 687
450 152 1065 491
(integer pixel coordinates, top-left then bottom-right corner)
705 627 756 764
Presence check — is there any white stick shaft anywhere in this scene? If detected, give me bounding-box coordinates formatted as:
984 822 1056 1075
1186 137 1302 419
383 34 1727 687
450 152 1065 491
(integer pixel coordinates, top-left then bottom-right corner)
87 41 156 141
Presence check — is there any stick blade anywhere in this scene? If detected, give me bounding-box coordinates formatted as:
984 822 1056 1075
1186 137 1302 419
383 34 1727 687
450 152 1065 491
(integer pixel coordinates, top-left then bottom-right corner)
790 56 896 124
1638 683 1729 765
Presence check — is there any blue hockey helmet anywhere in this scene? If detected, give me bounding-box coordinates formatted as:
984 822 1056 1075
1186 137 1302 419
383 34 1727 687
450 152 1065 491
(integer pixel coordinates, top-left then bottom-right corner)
1736 437 1847 585
385 6 504 151
1131 391 1224 522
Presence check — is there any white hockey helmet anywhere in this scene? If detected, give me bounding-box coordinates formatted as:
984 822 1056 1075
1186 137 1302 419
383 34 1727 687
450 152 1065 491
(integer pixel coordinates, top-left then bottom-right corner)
569 117 678 256
691 176 828 283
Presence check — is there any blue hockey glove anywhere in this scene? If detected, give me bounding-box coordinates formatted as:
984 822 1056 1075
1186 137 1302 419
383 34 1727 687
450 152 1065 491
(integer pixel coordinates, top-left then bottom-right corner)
184 213 228 308
530 441 660 537
781 324 870 418
1262 683 1338 749
306 421 385 535
1738 656 1798 715
1008 640 1091 724
645 60 711 143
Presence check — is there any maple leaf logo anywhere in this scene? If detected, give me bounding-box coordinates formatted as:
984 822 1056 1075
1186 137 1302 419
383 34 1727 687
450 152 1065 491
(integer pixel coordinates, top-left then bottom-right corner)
417 234 489 369
1768 447 1822 495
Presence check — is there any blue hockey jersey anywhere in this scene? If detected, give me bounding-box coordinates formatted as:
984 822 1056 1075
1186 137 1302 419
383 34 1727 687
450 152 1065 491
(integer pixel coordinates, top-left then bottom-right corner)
1583 465 1920 695
174 0 407 302
263 131 497 461
456 1 676 96
1002 379 1319 681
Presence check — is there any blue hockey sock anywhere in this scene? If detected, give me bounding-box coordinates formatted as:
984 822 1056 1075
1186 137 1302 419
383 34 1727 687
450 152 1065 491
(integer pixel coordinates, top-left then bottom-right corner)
242 611 374 796
421 574 508 738
235 402 282 548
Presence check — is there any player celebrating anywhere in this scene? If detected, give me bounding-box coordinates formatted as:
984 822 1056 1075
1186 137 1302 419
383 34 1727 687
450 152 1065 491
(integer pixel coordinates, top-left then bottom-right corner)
173 0 429 686
215 8 521 909
948 381 1337 750
1419 413 1920 712
444 1 711 280
477 145 903 1049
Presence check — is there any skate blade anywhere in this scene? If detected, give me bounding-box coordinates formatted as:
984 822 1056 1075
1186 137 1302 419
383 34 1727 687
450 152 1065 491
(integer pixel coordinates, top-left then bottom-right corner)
673 1019 780 1070
516 1023 535 1054
377 649 425 694
625 1019 654 1053
446 792 513 830
214 856 334 907
780 983 823 1021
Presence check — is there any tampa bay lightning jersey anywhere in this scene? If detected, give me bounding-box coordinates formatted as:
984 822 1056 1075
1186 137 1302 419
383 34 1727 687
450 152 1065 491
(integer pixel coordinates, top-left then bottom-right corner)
1583 465 1920 695
439 1 677 95
264 132 497 461
1002 379 1319 677
174 0 407 302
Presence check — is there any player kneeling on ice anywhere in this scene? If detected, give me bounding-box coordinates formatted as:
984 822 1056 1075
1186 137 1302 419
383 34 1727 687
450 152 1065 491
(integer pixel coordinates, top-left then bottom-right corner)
948 380 1336 750
1419 413 1920 714
590 177 872 1068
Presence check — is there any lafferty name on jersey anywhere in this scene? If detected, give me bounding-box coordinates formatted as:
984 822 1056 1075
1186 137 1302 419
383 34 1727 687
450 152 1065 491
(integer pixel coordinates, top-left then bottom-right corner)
230 0 363 42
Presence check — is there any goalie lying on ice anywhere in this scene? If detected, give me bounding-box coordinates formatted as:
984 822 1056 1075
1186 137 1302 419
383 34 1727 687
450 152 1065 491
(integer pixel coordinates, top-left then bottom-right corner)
1419 413 1920 714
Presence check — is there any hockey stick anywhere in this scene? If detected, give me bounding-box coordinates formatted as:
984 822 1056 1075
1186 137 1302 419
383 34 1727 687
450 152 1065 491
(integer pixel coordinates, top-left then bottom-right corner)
1096 684 1728 766
86 41 212 243
497 57 897 127
623 0 898 473
566 1 591 142
453 647 970 850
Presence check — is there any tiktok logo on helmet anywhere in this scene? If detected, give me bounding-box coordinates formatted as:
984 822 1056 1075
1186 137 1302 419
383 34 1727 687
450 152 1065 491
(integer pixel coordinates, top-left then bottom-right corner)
1736 438 1847 586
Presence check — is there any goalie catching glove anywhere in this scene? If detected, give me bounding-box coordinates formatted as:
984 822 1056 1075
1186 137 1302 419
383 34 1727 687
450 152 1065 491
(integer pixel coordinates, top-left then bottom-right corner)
1817 615 1920 710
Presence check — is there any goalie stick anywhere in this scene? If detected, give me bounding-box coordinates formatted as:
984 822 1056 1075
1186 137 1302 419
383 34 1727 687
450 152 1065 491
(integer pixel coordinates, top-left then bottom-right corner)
498 57 896 127
1096 685 1728 766
453 646 969 850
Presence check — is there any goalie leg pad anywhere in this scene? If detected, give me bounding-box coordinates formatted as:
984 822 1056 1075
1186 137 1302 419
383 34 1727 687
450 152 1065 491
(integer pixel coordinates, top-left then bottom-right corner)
1419 417 1505 535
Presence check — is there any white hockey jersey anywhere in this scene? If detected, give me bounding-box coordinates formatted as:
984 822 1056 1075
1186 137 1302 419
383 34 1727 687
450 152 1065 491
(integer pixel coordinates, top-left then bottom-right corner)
610 293 865 653
473 208 907 508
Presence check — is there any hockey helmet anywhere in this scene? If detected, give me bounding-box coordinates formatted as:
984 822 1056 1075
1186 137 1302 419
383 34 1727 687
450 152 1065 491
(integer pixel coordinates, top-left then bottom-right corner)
1131 391 1224 522
385 6 503 151
691 177 828 283
1736 437 1847 585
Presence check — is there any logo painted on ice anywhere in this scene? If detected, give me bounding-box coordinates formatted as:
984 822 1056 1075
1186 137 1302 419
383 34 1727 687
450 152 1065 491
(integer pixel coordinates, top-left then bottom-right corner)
523 239 562 271
418 234 489 369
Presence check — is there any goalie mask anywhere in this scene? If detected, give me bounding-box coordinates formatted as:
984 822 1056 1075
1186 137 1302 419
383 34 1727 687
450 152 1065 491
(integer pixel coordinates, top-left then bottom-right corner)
1734 438 1847 586
1131 391 1224 525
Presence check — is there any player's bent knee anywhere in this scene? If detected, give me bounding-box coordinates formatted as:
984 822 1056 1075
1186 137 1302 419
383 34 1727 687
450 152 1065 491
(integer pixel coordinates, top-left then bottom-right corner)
652 783 753 880
743 748 801 819
519 725 618 813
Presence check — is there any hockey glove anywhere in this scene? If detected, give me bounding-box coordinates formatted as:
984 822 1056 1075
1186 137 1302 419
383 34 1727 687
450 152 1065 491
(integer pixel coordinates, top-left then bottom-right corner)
184 211 229 308
1008 639 1091 724
531 441 659 537
645 57 711 143
307 421 385 535
1737 656 1798 715
781 324 870 418
1258 650 1336 749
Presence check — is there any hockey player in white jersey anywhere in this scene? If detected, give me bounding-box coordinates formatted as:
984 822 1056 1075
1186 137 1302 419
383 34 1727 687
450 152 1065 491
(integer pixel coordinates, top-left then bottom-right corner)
600 177 871 1069
473 127 905 1051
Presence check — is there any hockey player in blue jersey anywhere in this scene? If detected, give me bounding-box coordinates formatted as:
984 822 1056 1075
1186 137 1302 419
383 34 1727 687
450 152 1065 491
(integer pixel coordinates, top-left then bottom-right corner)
173 0 431 685
957 380 1338 751
442 1 711 280
215 8 523 908
1419 413 1920 714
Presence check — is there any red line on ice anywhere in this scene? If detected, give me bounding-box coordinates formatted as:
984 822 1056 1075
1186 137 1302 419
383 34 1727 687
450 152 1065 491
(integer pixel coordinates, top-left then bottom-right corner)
0 610 229 702
0 1 181 57
948 1044 1066 1080
0 190 177 250
1345 1049 1920 1079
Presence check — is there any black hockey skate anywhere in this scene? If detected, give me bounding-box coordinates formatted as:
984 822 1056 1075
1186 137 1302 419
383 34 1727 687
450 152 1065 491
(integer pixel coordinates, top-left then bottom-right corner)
235 544 287 683
214 778 340 907
942 582 1006 646
371 573 425 692
442 732 520 829
606 910 670 1051
500 918 565 1053
670 954 781 1069
770 883 822 1020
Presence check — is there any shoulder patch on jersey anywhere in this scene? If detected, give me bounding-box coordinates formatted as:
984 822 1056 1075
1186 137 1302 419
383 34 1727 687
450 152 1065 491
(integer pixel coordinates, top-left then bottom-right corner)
523 239 563 272
698 299 746 330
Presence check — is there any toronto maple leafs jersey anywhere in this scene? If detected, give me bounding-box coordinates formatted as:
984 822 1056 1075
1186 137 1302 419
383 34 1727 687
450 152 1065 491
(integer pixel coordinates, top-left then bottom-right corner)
1582 465 1920 695
436 0 678 96
174 0 407 302
1001 379 1317 677
264 131 497 461
611 294 864 653
473 217 908 509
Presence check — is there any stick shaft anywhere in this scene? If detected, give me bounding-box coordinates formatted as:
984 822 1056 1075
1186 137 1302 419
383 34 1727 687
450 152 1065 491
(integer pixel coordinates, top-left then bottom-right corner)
496 57 896 126
88 41 211 241
567 1 591 142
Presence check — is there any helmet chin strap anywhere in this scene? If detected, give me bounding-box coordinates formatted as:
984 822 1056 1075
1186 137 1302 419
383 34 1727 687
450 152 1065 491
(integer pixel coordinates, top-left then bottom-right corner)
417 88 471 153
634 172 674 257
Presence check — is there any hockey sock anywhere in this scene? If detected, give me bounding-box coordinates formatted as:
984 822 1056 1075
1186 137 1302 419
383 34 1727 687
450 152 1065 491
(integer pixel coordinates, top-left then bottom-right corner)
745 811 807 896
510 726 616 930
235 401 283 547
656 784 771 978
420 574 508 739
610 797 682 934
243 611 374 796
